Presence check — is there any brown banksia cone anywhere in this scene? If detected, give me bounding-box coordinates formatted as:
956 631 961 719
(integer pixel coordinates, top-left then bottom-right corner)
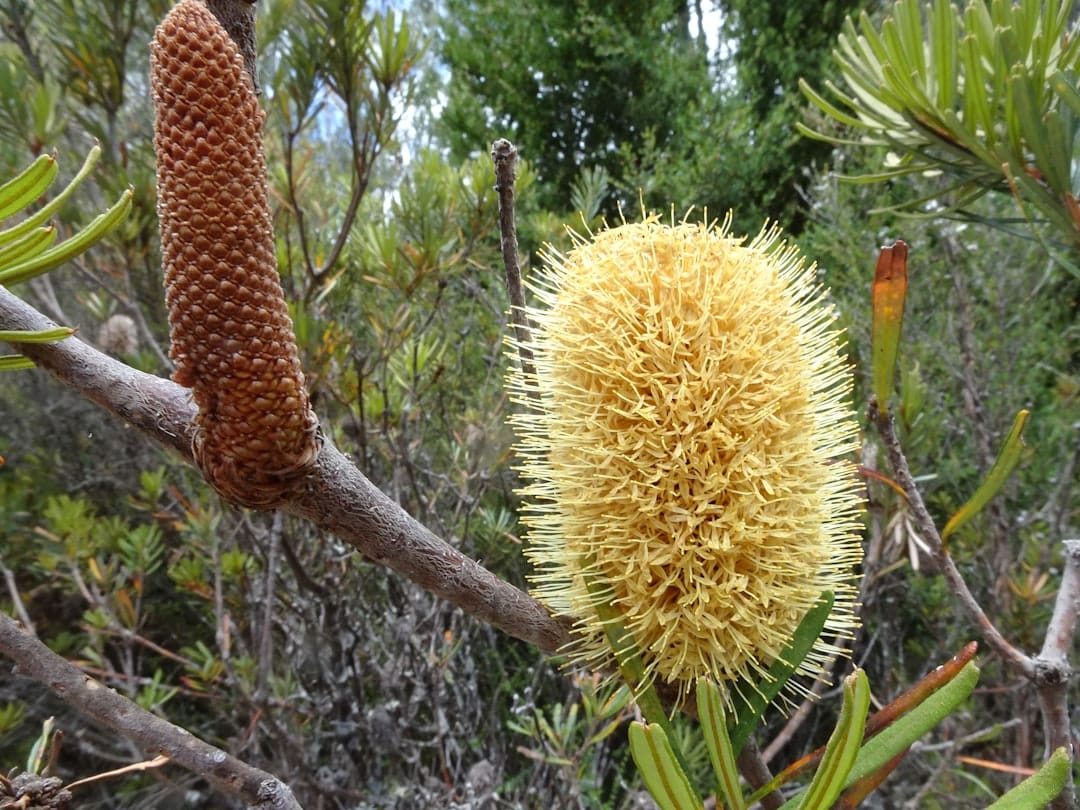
151 0 319 508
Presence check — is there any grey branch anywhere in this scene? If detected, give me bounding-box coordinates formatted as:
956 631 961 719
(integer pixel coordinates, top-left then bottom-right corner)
0 611 302 810
491 139 536 385
204 0 259 90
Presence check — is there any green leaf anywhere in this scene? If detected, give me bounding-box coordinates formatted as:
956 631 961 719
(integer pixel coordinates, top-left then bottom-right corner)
985 747 1070 809
0 154 58 222
846 661 979 784
0 326 74 343
796 670 871 810
940 409 1030 546
583 563 693 778
25 716 56 774
0 187 133 286
871 241 909 409
628 721 704 810
697 678 747 810
728 592 835 755
1051 70 1080 118
0 144 103 247
0 355 35 371
0 225 57 268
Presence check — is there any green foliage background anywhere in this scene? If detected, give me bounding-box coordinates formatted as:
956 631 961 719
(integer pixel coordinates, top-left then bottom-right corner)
0 0 1077 807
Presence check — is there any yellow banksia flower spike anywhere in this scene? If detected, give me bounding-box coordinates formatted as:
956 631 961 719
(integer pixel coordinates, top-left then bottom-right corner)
151 0 318 508
510 214 864 699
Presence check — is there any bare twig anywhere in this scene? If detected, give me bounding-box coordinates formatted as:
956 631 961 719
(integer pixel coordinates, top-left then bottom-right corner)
737 737 783 810
205 0 259 91
491 139 536 384
1034 539 1080 809
0 612 303 810
869 401 1033 677
0 562 34 635
254 512 283 702
870 400 1078 808
761 666 835 764
65 754 171 792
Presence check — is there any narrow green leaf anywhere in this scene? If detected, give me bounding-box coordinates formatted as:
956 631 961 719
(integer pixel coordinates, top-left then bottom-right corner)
1033 105 1072 198
0 144 103 247
0 355 35 371
0 327 74 343
728 592 834 756
0 225 57 268
1051 70 1080 118
628 722 704 810
0 154 58 222
798 79 867 131
931 0 958 110
940 409 1030 545
0 188 132 286
896 0 927 81
697 679 747 810
797 671 871 810
871 241 909 409
985 747 1070 809
846 661 979 784
961 33 995 146
835 750 908 808
25 716 55 774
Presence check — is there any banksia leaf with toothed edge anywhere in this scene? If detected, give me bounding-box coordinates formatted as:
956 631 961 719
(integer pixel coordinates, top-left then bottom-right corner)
151 0 318 508
510 215 864 700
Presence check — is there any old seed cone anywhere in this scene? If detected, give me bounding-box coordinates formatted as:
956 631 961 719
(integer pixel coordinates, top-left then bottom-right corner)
151 0 318 507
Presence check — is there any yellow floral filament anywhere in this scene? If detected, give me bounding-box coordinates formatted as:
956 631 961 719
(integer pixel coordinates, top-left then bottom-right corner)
511 215 864 695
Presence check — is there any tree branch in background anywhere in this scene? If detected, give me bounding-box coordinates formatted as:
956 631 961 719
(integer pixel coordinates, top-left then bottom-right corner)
0 612 303 810
869 400 1077 808
491 138 535 384
205 0 259 90
0 286 571 656
1033 539 1080 808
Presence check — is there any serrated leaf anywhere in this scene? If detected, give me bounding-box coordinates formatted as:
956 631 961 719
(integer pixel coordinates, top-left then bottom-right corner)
940 409 1030 546
628 721 704 810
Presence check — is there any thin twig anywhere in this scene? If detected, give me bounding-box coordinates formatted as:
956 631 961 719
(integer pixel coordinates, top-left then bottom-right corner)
1034 539 1080 810
254 512 283 703
65 754 171 792
491 139 536 385
0 562 34 635
737 737 783 810
871 400 1078 808
869 401 1034 677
